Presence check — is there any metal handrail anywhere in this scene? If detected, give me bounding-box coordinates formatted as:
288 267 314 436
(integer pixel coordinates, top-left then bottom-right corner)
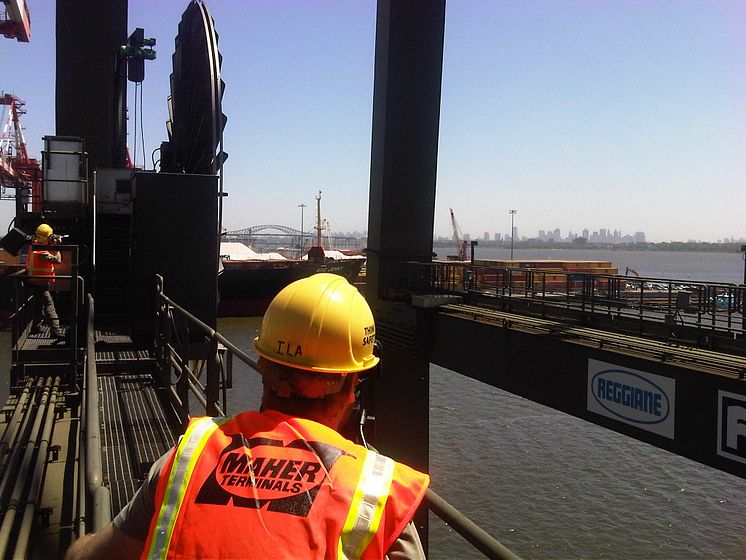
425 489 520 560
398 261 745 344
83 294 111 532
153 275 521 559
156 277 257 370
155 275 256 419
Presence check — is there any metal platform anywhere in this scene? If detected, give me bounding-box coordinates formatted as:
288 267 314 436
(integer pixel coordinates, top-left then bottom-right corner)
95 330 181 514
94 329 158 374
100 374 180 513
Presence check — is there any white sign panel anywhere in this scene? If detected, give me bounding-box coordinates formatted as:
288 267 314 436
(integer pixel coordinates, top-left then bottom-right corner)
587 359 676 439
717 390 746 465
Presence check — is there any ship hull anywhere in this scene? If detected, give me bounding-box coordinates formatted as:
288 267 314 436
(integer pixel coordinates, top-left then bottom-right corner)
217 257 365 316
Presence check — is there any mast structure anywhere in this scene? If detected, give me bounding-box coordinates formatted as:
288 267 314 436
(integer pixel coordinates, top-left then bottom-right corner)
315 190 324 248
307 190 327 263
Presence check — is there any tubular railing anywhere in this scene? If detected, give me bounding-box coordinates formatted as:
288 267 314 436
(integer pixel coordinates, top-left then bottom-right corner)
154 275 521 559
81 294 111 533
156 275 230 420
425 490 520 560
395 261 745 345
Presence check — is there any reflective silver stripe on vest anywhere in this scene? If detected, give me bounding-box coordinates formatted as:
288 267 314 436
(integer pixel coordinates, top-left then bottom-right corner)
147 416 228 559
339 450 395 559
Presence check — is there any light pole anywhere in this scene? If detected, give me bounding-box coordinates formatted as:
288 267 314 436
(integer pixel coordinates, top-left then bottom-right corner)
298 203 307 257
509 209 517 260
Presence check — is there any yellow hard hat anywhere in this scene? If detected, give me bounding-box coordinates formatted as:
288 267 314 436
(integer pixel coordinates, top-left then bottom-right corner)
254 273 379 374
35 224 53 239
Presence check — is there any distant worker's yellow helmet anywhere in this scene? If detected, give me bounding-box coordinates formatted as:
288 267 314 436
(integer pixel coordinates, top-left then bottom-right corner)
35 224 53 239
254 273 379 374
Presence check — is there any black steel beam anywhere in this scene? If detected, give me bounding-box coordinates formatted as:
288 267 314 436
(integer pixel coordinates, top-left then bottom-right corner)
56 0 128 172
366 2 446 547
367 0 445 296
366 0 445 467
428 312 746 480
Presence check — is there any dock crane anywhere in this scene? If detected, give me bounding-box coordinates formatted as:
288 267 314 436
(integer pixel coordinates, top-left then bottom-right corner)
0 0 31 42
449 207 468 260
0 93 41 210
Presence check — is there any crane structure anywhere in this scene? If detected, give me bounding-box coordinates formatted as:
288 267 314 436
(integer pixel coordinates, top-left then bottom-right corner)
449 207 468 260
0 93 41 209
0 0 31 42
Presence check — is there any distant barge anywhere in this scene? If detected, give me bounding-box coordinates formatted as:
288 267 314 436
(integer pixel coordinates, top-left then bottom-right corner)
218 243 365 316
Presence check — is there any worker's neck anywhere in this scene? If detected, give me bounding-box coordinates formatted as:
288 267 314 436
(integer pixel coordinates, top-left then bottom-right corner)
262 402 350 432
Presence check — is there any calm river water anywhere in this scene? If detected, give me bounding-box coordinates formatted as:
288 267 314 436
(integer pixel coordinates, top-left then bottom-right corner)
1 249 743 558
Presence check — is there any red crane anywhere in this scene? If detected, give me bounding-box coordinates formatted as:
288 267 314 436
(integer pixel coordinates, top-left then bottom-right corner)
449 207 468 261
0 94 41 211
0 0 31 42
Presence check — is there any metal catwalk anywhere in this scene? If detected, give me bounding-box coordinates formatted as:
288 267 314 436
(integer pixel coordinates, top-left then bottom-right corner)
96 332 180 513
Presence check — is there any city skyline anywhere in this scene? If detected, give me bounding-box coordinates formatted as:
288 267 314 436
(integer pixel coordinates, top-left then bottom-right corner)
441 227 745 245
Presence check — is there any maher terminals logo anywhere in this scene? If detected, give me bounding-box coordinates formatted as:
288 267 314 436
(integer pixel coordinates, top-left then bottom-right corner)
195 434 352 517
587 359 676 439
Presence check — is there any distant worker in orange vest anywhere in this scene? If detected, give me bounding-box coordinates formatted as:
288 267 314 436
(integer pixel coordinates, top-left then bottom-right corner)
27 223 64 339
66 273 431 559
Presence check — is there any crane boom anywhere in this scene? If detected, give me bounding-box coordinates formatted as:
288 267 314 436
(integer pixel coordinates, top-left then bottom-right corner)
0 94 41 208
0 0 31 42
449 207 467 260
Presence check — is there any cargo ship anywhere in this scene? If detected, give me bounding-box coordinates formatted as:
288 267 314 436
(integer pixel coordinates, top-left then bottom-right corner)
218 244 365 315
217 193 365 315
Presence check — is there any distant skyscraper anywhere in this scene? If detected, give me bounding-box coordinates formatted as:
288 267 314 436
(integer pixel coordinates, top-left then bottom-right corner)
494 233 502 241
582 228 589 239
483 231 489 241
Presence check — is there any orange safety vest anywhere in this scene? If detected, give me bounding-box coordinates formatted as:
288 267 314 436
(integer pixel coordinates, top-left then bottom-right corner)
143 409 430 560
26 246 56 285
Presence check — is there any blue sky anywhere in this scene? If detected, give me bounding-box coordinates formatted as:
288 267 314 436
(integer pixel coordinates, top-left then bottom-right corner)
2 0 745 242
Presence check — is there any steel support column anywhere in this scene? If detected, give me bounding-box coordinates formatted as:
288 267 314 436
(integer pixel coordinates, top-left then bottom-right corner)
56 0 128 174
365 0 446 538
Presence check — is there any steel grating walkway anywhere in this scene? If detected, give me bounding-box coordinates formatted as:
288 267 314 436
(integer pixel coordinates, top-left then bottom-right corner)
100 374 180 513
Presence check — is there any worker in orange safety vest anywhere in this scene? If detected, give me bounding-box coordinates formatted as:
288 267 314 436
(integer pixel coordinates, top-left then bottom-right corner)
66 273 431 559
27 223 64 339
